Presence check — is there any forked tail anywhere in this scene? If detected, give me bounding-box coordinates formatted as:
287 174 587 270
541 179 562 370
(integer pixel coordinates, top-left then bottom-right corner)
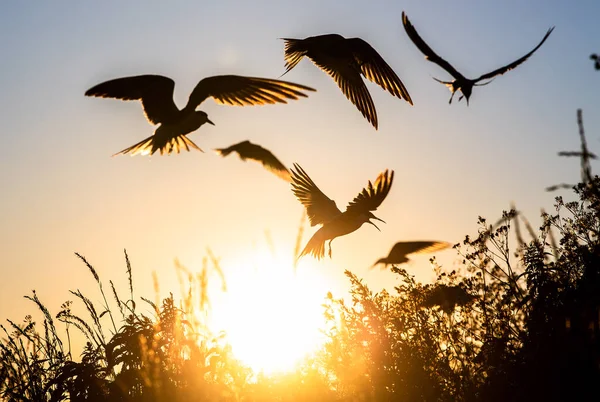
298 230 327 261
113 134 203 157
280 38 307 77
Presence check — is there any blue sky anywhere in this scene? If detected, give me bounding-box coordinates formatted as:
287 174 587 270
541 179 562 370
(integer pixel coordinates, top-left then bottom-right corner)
1 0 599 325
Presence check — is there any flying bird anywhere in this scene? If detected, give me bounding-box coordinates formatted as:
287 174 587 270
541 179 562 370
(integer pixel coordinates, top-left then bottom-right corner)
402 11 554 105
373 240 451 268
291 164 394 260
591 54 600 70
421 284 476 314
281 34 413 129
214 140 291 181
85 75 316 156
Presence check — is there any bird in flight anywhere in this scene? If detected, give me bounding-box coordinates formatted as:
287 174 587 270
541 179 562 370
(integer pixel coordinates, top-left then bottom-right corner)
372 240 451 269
281 34 413 129
402 11 554 105
591 54 600 70
291 164 394 260
85 74 316 156
214 140 291 181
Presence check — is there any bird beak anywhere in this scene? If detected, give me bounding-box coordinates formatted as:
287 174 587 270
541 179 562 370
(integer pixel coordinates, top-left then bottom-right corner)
207 118 215 126
367 220 381 232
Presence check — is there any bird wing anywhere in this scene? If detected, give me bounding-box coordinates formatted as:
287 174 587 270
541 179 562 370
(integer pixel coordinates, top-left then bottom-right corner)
347 37 413 105
186 75 316 109
388 241 451 259
474 27 554 82
307 53 379 128
345 169 394 215
85 75 179 125
290 163 342 226
401 12 465 81
215 141 291 181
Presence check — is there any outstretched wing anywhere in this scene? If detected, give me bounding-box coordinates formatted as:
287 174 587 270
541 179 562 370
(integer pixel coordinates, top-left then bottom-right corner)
401 12 465 81
475 27 554 82
347 37 413 105
388 241 451 259
345 169 394 215
85 75 179 125
290 163 342 226
215 140 291 181
308 52 379 129
186 75 316 109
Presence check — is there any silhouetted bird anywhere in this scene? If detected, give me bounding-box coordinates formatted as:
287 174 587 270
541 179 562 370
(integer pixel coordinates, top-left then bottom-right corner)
214 140 291 181
291 164 394 259
85 75 315 156
591 54 600 70
281 34 413 129
421 284 476 314
373 241 451 268
402 12 554 105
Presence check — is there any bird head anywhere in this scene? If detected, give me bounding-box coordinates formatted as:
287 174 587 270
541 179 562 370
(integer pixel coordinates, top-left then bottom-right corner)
365 212 385 231
461 86 473 105
195 110 215 126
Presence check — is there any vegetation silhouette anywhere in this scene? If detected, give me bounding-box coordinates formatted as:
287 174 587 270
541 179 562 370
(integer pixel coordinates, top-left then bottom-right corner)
85 75 315 156
372 240 451 268
214 140 291 182
290 164 394 259
281 34 413 129
402 12 554 105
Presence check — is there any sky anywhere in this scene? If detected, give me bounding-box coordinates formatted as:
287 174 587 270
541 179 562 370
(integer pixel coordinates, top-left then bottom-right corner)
1 0 599 359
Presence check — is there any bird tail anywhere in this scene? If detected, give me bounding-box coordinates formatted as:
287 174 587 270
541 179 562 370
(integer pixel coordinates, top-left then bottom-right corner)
113 134 203 157
280 38 307 77
298 230 327 261
213 146 234 157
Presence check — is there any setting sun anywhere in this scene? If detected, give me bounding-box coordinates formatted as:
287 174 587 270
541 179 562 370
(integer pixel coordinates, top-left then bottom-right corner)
207 246 331 374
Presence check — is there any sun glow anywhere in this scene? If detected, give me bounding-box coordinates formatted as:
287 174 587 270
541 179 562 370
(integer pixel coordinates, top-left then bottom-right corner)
207 246 330 375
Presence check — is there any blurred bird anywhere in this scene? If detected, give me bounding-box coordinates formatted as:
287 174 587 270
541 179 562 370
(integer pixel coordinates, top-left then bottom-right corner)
281 34 413 129
402 11 554 105
214 140 291 181
85 75 315 156
372 241 451 268
591 54 600 70
291 164 394 260
421 284 476 314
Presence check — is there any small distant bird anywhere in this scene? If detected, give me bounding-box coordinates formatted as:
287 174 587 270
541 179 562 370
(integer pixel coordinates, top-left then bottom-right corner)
421 284 476 314
402 12 554 105
85 75 315 156
372 241 451 268
281 34 413 129
291 164 394 259
214 140 291 181
591 54 600 70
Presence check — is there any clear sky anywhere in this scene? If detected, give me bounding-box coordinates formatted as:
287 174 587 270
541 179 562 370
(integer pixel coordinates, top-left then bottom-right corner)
1 0 599 355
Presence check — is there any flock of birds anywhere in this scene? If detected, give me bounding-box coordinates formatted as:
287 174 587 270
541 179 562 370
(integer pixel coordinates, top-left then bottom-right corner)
85 12 554 266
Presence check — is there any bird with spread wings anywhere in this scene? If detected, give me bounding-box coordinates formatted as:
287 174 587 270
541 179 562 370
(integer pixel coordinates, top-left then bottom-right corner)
291 163 394 260
402 11 554 105
281 34 413 129
214 140 291 182
85 74 315 156
373 241 451 268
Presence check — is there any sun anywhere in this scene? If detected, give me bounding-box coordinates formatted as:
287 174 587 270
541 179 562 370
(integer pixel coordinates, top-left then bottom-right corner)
206 246 331 375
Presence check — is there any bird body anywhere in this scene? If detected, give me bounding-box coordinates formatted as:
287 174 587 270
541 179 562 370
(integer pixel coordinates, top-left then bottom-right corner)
402 12 554 105
85 74 315 156
282 34 412 129
291 164 394 260
214 140 291 181
373 241 451 268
